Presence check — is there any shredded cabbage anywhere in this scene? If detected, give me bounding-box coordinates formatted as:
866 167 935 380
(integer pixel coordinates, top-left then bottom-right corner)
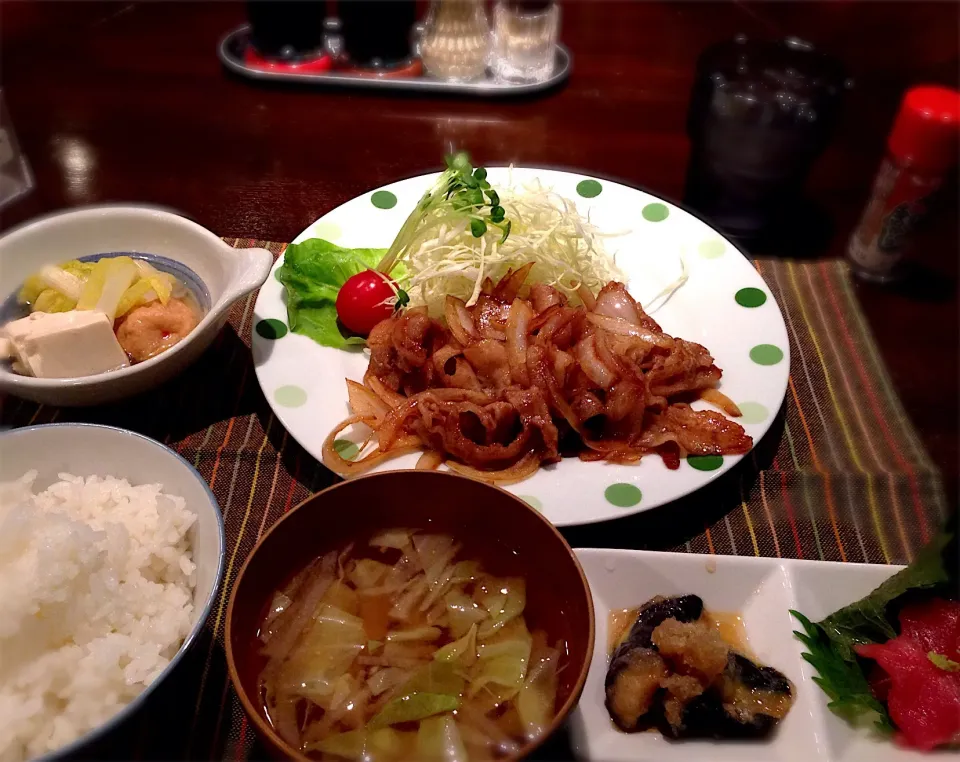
385 177 627 317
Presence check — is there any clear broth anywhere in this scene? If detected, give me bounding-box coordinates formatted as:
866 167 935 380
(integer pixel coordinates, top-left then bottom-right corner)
256 530 570 761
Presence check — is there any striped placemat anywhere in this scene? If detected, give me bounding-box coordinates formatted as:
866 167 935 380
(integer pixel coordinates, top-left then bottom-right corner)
0 241 946 760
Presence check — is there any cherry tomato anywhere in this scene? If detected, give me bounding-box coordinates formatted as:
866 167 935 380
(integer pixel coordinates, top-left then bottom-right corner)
336 270 397 336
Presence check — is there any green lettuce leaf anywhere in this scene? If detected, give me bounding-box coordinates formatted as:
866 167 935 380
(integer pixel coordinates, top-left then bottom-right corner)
274 238 389 349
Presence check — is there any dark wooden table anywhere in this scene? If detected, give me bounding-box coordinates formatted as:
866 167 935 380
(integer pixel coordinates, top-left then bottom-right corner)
1 0 957 506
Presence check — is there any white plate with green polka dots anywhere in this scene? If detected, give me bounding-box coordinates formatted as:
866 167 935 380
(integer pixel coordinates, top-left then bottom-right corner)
252 168 789 526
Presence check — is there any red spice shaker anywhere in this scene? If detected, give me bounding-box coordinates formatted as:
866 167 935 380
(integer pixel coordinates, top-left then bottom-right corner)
847 85 960 282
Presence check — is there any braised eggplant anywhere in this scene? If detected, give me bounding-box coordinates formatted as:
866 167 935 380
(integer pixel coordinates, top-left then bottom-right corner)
604 595 794 741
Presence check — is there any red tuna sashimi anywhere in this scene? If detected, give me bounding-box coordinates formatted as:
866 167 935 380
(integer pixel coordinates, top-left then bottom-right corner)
855 598 960 751
898 597 960 661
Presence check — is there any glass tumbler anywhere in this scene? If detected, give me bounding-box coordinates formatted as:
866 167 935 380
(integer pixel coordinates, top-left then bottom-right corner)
683 36 849 243
491 0 559 83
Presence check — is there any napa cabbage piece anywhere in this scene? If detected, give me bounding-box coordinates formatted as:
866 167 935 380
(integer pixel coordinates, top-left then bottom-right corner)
115 279 157 317
76 257 140 320
33 289 77 313
417 715 469 762
277 604 366 702
133 259 175 304
18 256 179 320
18 263 88 312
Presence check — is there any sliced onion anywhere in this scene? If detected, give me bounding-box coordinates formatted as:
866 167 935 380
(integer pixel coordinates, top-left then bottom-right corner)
506 298 533 386
526 345 582 434
446 451 541 485
576 282 597 311
587 313 673 346
375 398 422 451
347 379 390 422
574 334 617 389
416 450 445 470
445 295 478 346
593 283 640 323
364 371 407 409
701 387 742 417
550 346 574 388
494 262 534 301
322 415 420 477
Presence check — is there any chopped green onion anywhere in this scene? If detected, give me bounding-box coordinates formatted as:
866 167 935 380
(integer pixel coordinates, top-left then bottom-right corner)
929 651 960 672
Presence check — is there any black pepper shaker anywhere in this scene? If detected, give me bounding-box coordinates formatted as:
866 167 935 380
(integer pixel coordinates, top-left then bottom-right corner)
683 36 850 245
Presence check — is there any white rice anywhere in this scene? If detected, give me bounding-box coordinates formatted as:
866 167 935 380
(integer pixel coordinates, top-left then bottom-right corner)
0 471 197 762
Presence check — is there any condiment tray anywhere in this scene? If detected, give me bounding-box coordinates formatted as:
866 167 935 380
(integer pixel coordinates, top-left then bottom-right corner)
570 549 918 762
218 24 571 96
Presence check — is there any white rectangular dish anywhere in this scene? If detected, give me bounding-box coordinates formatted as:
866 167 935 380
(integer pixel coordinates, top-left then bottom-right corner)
570 549 922 762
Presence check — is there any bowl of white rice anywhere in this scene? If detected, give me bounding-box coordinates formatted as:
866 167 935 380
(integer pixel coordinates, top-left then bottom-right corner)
0 423 226 761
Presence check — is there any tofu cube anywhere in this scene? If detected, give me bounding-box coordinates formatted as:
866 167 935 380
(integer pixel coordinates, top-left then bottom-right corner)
3 310 130 378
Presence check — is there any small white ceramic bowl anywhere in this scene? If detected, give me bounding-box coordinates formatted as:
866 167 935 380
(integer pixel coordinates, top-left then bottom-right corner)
0 205 272 405
0 423 226 761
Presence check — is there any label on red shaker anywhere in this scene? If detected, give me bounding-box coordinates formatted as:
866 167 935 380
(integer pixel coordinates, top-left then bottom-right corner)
848 158 940 277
